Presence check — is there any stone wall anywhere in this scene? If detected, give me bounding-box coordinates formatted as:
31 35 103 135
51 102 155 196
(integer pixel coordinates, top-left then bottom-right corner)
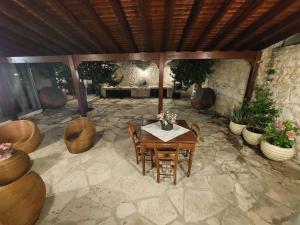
256 44 300 122
114 61 173 87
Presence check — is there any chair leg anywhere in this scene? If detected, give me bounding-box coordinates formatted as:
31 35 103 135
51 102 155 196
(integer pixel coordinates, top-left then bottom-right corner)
150 150 154 168
156 160 160 183
135 149 139 164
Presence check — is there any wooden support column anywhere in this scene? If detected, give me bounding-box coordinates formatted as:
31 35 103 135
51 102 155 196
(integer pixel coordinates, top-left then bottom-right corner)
0 63 18 120
243 52 262 102
158 53 164 113
67 56 87 117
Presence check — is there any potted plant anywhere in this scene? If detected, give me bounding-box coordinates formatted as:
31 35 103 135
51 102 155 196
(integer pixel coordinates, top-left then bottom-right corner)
260 120 300 161
242 85 279 145
157 111 177 131
169 60 215 109
229 103 248 135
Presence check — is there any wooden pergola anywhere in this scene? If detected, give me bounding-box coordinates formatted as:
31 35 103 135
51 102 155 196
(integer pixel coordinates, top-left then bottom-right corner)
0 0 299 119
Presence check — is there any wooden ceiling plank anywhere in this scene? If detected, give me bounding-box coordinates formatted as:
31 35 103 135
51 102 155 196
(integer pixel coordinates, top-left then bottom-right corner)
223 0 297 50
207 0 263 50
176 0 205 51
136 0 152 52
0 36 37 56
193 0 235 50
45 0 106 53
0 12 62 54
0 1 75 53
242 11 300 50
14 0 89 53
252 22 300 50
0 27 55 55
109 0 138 52
79 0 122 53
161 0 175 51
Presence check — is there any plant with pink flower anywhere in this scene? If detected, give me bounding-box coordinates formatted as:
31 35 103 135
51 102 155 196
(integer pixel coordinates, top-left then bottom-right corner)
262 120 300 148
0 143 14 161
157 111 177 125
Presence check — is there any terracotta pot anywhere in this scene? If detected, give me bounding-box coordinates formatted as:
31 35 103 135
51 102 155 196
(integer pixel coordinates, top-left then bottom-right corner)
64 117 96 154
0 150 31 186
191 87 216 110
0 120 41 153
260 141 295 161
242 127 263 145
229 121 246 135
0 171 46 225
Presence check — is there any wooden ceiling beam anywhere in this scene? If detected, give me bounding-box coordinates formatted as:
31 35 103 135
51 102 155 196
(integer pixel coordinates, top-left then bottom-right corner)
109 0 138 52
43 0 106 53
0 1 76 53
0 12 63 54
252 22 300 50
79 0 122 53
136 0 152 52
176 0 205 51
0 36 37 56
207 0 263 50
0 27 55 55
161 0 175 52
193 0 235 50
241 11 300 50
223 0 297 50
14 0 89 53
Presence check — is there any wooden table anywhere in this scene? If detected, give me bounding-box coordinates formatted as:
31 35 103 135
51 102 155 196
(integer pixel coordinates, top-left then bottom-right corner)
139 120 197 177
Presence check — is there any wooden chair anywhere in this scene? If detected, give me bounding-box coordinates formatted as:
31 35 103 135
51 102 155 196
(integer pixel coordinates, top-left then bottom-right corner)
128 122 153 166
190 123 201 140
154 143 180 185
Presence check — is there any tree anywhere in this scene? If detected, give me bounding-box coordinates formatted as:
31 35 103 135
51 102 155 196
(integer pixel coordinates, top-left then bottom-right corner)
169 60 214 90
77 61 120 94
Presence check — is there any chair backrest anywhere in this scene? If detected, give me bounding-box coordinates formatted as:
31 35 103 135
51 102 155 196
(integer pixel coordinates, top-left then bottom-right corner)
154 143 180 159
128 122 139 146
190 123 200 140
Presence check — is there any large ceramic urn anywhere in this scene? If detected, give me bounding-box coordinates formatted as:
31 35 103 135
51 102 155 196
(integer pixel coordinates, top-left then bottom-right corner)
191 86 216 110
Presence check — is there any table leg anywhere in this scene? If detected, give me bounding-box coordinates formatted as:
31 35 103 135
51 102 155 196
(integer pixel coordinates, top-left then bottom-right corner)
187 146 195 177
141 146 145 176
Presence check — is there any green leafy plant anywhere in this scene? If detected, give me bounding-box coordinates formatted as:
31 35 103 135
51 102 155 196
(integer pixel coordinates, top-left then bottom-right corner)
77 61 120 93
169 60 214 91
231 103 248 124
31 63 74 95
246 85 280 131
262 120 300 148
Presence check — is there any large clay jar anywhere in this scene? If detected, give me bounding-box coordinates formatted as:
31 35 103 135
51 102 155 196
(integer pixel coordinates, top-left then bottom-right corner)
0 150 30 186
39 87 67 109
64 117 96 154
0 120 41 153
0 171 46 225
191 87 216 110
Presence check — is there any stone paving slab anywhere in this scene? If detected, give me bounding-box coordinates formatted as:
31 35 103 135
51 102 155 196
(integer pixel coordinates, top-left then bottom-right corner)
27 98 300 225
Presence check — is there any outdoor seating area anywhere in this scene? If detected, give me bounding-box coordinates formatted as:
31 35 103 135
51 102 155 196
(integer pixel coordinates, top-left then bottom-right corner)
0 1 300 225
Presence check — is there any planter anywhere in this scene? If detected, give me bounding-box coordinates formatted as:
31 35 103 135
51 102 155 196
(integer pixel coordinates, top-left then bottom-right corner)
0 171 46 225
242 127 263 145
260 141 295 161
229 121 246 135
0 150 31 186
191 87 216 110
161 122 173 131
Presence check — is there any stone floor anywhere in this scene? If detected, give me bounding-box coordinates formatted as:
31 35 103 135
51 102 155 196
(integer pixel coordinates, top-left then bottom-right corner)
28 98 300 225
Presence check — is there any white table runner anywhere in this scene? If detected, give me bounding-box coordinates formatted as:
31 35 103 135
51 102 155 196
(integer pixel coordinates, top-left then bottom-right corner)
141 121 190 142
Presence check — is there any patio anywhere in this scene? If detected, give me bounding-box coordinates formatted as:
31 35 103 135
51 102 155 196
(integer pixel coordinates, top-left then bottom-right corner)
24 98 300 225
